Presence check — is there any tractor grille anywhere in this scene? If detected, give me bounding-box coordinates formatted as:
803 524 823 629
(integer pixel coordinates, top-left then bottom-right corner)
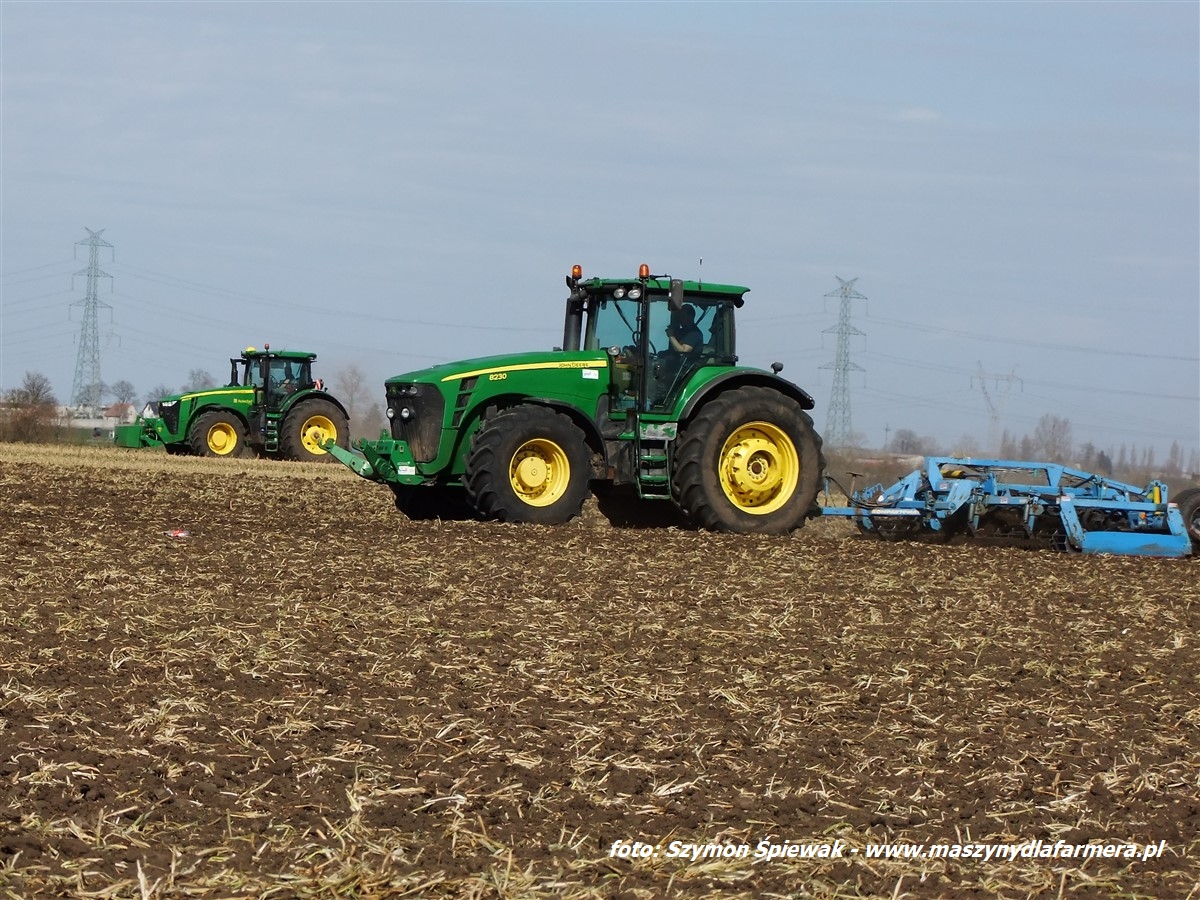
386 383 444 463
159 401 180 434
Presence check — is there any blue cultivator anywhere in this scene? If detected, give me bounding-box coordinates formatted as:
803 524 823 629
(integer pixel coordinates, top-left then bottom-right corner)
820 457 1194 558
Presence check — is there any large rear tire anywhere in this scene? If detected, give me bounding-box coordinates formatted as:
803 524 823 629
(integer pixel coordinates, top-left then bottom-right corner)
464 406 592 525
187 410 251 458
280 399 349 463
673 386 823 534
1172 486 1200 549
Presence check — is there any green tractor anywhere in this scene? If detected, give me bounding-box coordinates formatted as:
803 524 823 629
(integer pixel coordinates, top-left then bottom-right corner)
114 345 351 462
325 264 825 533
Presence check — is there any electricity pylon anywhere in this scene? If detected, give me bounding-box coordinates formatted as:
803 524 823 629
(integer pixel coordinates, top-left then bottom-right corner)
70 228 113 417
971 363 1022 453
820 276 866 448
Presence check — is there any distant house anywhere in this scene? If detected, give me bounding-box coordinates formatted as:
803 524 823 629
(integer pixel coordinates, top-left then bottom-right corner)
103 403 137 425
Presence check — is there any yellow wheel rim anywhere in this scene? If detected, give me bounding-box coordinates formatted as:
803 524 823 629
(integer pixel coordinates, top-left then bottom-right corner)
207 422 239 456
300 415 337 456
718 421 799 515
509 438 570 507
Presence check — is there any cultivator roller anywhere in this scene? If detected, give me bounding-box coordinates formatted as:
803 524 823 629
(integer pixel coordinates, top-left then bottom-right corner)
820 457 1195 558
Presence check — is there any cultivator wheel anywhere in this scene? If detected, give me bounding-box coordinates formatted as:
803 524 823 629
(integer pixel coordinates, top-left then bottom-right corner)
673 386 823 534
464 405 592 525
1173 487 1200 548
857 517 922 542
187 410 251 458
281 399 349 463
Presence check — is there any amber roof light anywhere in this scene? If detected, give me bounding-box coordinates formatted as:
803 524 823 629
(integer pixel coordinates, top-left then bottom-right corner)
638 263 650 278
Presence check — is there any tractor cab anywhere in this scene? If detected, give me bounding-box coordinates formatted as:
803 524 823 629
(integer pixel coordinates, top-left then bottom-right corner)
563 264 744 413
235 347 318 411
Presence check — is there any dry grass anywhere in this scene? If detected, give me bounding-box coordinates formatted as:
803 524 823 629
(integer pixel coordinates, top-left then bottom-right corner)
1 445 1197 898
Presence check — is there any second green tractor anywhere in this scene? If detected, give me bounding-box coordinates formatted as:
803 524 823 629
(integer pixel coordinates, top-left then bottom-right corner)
115 346 350 462
326 264 825 533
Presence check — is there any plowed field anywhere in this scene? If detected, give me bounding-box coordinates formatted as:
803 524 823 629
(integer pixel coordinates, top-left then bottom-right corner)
2 445 1198 898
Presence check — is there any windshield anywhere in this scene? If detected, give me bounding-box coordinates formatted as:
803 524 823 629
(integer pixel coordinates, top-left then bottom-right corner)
586 297 640 353
268 359 311 388
585 296 734 360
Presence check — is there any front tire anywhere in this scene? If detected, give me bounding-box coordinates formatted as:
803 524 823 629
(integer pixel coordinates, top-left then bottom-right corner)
187 410 251 458
280 399 349 462
464 406 592 525
673 386 823 534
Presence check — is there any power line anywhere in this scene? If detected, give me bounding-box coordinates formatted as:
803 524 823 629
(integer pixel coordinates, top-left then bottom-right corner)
758 307 1198 362
107 261 547 334
862 313 1198 363
860 350 1199 402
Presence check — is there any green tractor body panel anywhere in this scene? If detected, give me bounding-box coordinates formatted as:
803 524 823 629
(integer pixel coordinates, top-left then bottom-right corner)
336 349 611 485
126 385 257 448
116 347 351 461
333 265 823 531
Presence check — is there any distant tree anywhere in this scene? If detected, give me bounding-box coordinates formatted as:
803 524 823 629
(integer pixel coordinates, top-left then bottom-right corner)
1096 450 1113 475
354 402 386 442
182 369 216 392
333 363 369 421
1 371 61 442
952 433 982 457
891 428 924 454
1166 441 1182 476
143 384 174 405
1032 414 1073 462
999 429 1018 459
8 370 56 407
110 379 138 405
1077 441 1096 470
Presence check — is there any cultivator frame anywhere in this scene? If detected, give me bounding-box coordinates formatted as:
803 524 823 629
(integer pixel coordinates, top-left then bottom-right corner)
820 457 1193 558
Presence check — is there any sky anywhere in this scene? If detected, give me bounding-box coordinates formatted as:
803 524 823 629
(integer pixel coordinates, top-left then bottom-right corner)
2 1 1197 464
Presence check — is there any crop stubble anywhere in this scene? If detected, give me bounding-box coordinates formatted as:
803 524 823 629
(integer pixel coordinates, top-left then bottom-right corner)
1 445 1197 898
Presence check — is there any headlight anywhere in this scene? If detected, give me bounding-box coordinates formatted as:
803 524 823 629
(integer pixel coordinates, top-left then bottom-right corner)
627 287 642 299
613 287 626 299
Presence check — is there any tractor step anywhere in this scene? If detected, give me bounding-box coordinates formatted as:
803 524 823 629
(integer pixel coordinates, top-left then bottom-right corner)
636 440 672 500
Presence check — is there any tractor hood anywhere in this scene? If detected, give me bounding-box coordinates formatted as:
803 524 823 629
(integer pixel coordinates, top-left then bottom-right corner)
384 350 607 386
148 385 250 412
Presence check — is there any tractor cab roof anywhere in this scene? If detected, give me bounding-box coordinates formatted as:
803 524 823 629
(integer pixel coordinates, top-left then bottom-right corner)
577 276 748 307
239 346 318 362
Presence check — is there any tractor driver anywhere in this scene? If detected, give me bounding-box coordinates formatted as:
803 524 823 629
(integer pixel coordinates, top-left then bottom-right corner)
665 305 703 361
273 362 300 395
653 304 705 403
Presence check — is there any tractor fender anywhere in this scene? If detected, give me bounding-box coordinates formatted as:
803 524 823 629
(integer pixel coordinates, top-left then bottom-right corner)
281 390 350 422
456 395 608 475
679 372 815 425
190 401 252 432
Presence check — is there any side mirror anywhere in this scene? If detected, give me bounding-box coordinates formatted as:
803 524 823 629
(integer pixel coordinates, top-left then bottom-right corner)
669 279 684 312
